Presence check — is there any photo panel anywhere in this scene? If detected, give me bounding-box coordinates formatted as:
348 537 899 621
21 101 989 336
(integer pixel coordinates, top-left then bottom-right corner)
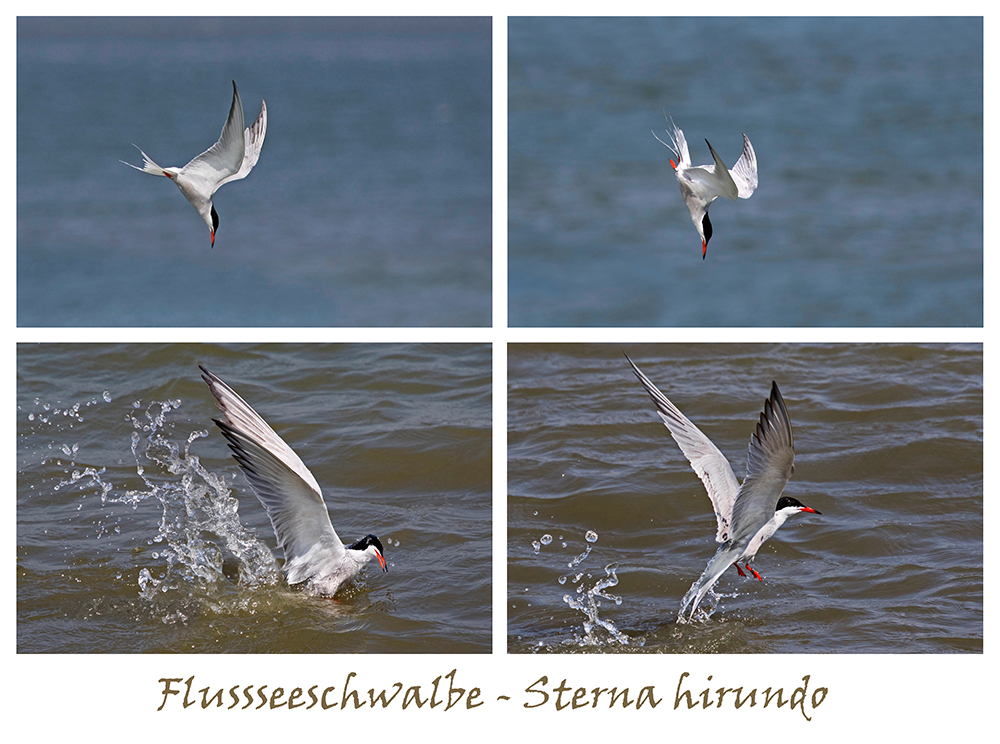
508 16 982 327
17 17 492 327
17 343 492 653
508 343 982 653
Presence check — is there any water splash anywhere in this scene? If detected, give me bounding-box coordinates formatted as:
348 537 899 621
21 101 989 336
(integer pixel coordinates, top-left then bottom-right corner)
563 561 630 646
532 533 554 554
112 399 281 599
532 527 633 648
676 582 724 624
40 396 281 607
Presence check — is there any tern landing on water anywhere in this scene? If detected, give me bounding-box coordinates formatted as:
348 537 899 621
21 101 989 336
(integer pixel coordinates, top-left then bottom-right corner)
201 366 387 597
653 117 757 259
122 81 267 247
625 355 820 622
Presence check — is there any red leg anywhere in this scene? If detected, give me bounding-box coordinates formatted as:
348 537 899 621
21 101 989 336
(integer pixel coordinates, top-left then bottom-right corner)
734 563 746 577
746 564 762 582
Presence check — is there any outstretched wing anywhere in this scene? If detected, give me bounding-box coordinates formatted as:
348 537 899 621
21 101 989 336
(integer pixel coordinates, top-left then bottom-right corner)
703 139 739 201
626 354 740 542
219 98 267 188
200 366 345 585
728 133 758 199
180 81 247 195
728 381 795 543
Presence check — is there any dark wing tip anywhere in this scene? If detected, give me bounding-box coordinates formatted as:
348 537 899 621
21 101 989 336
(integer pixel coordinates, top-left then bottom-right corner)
769 380 787 415
762 381 793 449
199 364 219 388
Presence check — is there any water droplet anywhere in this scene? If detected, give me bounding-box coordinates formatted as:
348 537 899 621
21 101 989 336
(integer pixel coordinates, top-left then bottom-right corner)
585 530 598 543
540 534 552 545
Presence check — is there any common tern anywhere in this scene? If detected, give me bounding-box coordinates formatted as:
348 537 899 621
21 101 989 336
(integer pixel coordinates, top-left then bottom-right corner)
200 366 387 597
653 117 757 258
122 81 267 247
625 355 819 622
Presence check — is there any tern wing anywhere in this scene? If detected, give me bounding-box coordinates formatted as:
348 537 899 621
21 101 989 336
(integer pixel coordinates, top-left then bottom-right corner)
728 133 758 199
626 354 740 542
180 81 247 195
200 366 345 585
728 382 795 543
218 99 267 188
702 139 739 201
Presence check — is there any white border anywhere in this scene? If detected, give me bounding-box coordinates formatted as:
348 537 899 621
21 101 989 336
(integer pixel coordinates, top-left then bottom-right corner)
9 5 990 740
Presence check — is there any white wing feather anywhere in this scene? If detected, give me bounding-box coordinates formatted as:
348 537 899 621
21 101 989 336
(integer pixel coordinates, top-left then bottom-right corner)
200 366 345 586
729 133 758 199
626 355 740 542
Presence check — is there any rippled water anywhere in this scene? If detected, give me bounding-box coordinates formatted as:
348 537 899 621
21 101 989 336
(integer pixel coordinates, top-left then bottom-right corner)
17 343 492 653
509 17 982 326
508 344 982 653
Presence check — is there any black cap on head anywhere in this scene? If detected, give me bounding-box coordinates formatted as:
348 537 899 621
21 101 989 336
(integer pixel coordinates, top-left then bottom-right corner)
701 213 713 259
348 534 388 571
775 496 821 515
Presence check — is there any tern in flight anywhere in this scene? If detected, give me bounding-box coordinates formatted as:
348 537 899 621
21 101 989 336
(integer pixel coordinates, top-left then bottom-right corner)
653 117 757 258
122 81 267 247
625 354 820 622
201 366 387 597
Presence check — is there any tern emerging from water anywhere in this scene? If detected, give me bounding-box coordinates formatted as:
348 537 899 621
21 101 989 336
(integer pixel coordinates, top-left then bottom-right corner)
625 354 819 622
653 117 757 259
201 366 387 597
122 81 267 247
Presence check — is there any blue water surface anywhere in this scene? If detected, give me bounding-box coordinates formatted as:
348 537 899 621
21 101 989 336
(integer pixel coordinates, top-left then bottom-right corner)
18 17 492 326
508 17 982 327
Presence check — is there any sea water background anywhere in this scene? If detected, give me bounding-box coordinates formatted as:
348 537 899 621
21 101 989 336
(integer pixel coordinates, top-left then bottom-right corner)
17 17 492 326
508 344 982 653
17 343 492 653
508 17 982 326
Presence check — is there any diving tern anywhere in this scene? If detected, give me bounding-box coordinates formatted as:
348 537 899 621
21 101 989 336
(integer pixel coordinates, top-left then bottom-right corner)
201 366 387 597
653 117 757 259
122 81 267 247
625 355 819 622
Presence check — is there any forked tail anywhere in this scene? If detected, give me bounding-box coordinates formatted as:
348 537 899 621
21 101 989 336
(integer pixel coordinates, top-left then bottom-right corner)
651 115 690 168
677 544 738 622
120 145 170 177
